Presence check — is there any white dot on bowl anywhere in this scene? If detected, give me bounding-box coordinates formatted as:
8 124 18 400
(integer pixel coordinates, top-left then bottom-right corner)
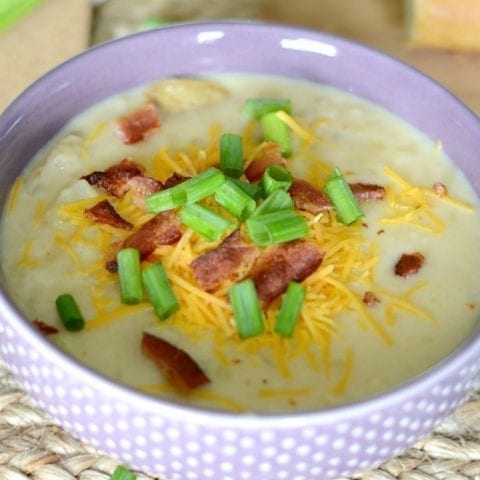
167 428 180 439
366 445 377 455
369 413 382 424
222 430 238 441
276 454 291 465
347 458 359 468
351 426 364 438
135 435 147 447
328 457 341 467
119 439 131 449
259 462 272 473
240 437 255 449
326 469 339 478
296 445 311 456
202 468 215 478
242 455 256 466
314 435 328 446
186 472 198 480
295 462 308 472
135 449 147 460
221 462 234 473
171 461 183 471
150 431 164 442
332 439 345 450
365 429 377 440
88 423 98 433
309 467 322 476
313 452 325 462
336 422 350 433
262 447 277 458
281 437 296 449
203 434 218 446
349 443 360 454
169 446 183 457
277 471 289 479
117 420 129 431
186 441 200 453
152 448 163 459
222 445 237 457
301 428 316 439
382 431 394 441
202 453 216 464
240 472 252 480
187 457 199 468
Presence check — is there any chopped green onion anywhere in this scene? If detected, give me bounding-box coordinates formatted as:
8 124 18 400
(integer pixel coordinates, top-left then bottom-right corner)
251 189 293 218
141 17 171 30
110 465 137 480
142 263 179 320
243 99 292 119
214 179 256 220
145 184 186 212
246 210 308 247
146 167 225 213
323 167 364 225
179 203 235 242
259 164 293 197
228 177 261 200
228 279 265 339
55 293 85 332
274 282 306 337
220 133 244 178
117 248 143 305
260 111 292 157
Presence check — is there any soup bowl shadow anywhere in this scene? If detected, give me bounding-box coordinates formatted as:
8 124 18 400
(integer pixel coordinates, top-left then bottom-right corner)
0 21 479 480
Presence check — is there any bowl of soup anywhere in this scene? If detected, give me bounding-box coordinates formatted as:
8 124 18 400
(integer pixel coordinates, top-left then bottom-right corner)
0 21 479 480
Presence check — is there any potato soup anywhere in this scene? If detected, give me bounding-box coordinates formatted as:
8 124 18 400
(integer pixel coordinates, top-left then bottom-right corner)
1 74 479 413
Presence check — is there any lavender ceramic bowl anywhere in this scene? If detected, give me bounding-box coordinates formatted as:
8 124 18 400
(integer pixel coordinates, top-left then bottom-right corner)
0 22 479 480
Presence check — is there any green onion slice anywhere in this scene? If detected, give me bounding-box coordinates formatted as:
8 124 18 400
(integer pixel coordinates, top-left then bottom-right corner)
142 263 180 321
251 189 293 218
146 167 225 213
214 179 256 220
260 111 292 157
228 177 261 200
274 282 306 337
228 279 265 339
243 98 292 119
259 164 293 197
246 210 308 247
110 465 137 480
117 248 143 305
55 293 85 332
220 133 244 178
323 167 364 225
179 202 235 242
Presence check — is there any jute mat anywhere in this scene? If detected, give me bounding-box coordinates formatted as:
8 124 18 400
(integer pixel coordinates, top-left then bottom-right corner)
1 362 480 480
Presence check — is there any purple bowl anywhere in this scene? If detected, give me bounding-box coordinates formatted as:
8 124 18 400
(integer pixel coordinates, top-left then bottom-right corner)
0 22 479 480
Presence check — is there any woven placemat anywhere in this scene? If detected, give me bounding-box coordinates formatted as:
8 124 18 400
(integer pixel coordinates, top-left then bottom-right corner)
1 361 480 480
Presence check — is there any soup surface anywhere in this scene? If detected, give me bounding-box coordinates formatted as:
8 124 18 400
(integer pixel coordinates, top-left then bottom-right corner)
1 74 480 412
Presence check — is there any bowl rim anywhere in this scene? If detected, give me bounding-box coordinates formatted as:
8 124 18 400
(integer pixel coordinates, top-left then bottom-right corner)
1 19 479 427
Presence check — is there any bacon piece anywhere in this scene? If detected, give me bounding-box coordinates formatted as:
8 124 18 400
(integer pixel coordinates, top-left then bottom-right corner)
84 199 133 230
349 183 386 202
289 178 332 213
394 252 425 278
33 320 59 335
245 144 287 182
142 332 209 393
82 159 163 204
191 230 259 291
106 211 182 272
249 240 324 303
289 178 385 214
433 182 448 197
363 291 381 307
116 104 160 144
164 172 190 189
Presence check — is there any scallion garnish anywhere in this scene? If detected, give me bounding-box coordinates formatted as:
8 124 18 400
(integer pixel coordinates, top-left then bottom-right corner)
145 184 186 213
142 262 179 320
250 189 293 218
246 210 308 246
179 202 235 242
146 167 225 213
323 167 364 225
110 465 137 480
117 248 143 305
274 282 306 337
228 279 265 339
214 179 256 220
220 133 244 178
244 98 292 119
259 164 293 197
55 293 85 332
261 111 292 157
228 177 261 200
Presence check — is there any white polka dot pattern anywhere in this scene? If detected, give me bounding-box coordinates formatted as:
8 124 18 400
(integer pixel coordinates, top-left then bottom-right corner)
1 312 480 479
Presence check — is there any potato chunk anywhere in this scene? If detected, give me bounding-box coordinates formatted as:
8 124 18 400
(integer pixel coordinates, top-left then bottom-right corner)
146 78 229 113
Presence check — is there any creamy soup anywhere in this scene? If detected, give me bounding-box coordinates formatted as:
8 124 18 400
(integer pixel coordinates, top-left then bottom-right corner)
1 74 479 413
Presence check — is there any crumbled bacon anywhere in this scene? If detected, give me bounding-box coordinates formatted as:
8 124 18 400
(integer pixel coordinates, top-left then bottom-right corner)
289 178 332 213
349 183 386 202
363 291 381 307
245 144 287 182
106 211 182 272
394 252 425 278
116 104 160 144
33 320 59 335
433 182 448 197
249 240 324 303
164 172 190 189
191 230 259 291
289 178 386 214
82 159 163 204
141 332 209 393
84 199 133 230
